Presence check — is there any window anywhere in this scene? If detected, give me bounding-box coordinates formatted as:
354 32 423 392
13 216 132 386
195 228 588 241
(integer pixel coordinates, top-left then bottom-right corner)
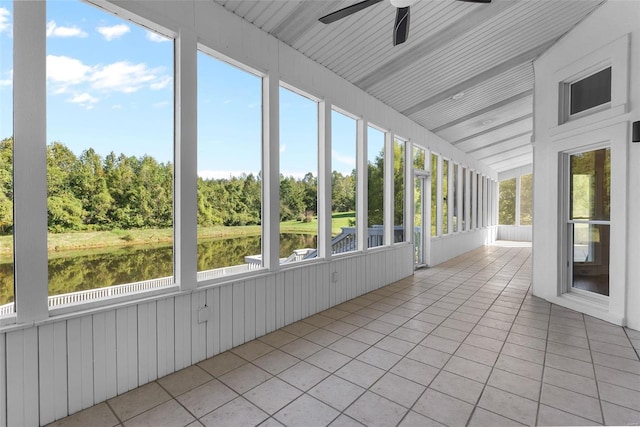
279 85 318 262
452 163 458 232
46 0 174 303
0 0 13 313
476 174 481 228
367 126 385 248
461 167 467 231
520 174 532 226
413 147 425 171
442 159 448 234
197 50 262 280
430 154 438 237
498 178 516 225
331 109 357 255
393 138 405 243
568 148 610 296
570 67 611 116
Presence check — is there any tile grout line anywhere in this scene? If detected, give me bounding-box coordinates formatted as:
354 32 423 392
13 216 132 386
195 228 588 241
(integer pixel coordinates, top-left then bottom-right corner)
391 246 532 426
584 313 607 426
533 286 553 427
464 251 537 427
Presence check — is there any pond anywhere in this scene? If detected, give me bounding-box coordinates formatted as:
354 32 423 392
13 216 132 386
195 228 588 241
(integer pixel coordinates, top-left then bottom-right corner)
0 233 318 305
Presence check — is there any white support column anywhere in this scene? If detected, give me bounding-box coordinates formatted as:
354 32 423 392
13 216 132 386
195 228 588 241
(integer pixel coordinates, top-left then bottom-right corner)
478 175 484 228
384 132 394 246
404 140 412 244
456 165 462 233
357 118 368 252
464 168 470 231
436 156 443 236
14 1 48 323
425 150 432 262
175 29 198 290
471 171 477 229
318 101 332 259
263 74 280 270
447 161 453 234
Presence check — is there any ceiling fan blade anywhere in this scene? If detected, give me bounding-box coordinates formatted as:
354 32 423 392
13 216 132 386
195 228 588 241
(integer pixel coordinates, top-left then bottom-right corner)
393 6 410 46
319 0 384 24
456 0 492 3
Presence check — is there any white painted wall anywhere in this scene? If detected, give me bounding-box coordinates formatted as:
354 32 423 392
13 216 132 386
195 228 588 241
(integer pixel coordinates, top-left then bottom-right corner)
497 226 532 242
0 0 496 425
532 0 640 329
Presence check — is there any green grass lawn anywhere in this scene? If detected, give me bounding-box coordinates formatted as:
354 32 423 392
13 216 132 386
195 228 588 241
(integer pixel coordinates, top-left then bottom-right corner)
0 211 356 254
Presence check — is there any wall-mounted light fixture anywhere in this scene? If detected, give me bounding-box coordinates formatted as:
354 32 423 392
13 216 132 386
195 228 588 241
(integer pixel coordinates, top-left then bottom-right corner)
633 121 640 143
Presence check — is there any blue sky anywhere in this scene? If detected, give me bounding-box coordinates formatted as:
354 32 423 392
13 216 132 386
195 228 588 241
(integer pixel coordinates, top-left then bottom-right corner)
0 0 365 178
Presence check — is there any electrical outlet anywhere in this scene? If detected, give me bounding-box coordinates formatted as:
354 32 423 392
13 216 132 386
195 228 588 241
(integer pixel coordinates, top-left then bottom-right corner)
198 306 210 323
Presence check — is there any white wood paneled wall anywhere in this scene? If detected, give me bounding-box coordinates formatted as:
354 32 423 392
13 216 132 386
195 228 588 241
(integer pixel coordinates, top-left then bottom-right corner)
429 228 497 266
0 245 413 426
497 225 532 242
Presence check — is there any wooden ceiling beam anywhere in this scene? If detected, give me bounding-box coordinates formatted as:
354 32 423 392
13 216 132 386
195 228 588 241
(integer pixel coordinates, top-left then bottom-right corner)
355 0 516 90
401 40 554 117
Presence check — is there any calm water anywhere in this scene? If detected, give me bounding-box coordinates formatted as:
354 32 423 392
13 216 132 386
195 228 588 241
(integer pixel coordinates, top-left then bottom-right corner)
0 233 317 305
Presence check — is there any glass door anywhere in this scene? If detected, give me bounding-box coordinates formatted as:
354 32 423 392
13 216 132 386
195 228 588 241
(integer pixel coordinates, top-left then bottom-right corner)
567 148 611 296
414 174 427 268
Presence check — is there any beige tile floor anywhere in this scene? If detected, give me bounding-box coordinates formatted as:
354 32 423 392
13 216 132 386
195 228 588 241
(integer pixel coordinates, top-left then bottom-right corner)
48 243 640 427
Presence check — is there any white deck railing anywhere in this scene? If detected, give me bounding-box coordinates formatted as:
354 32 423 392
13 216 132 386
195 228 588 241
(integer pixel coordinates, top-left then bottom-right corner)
0 226 407 316
0 263 263 315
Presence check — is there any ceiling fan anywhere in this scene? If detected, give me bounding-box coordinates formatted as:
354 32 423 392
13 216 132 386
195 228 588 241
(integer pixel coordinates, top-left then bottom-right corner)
319 0 491 46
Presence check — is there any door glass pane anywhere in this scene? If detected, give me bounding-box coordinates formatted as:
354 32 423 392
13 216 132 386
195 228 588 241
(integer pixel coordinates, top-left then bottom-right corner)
570 148 610 221
569 147 611 297
572 223 610 296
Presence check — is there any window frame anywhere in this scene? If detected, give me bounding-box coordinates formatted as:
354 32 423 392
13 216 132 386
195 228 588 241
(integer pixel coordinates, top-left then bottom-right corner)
196 44 267 285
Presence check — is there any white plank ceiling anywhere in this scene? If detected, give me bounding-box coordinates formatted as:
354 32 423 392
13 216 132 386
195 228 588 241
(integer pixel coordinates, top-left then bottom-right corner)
213 0 604 173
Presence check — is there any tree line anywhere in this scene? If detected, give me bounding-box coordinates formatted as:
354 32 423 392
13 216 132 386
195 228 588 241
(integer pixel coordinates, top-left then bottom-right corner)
0 137 390 234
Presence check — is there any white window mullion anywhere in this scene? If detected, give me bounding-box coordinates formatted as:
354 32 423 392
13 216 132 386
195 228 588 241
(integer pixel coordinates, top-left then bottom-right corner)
175 29 198 290
405 140 413 243
384 132 394 246
318 101 332 259
14 1 48 323
263 73 280 270
357 118 368 252
436 156 443 236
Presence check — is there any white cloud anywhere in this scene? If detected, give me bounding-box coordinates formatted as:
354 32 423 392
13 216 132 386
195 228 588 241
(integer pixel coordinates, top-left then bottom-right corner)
332 149 356 168
90 61 161 93
150 76 172 90
46 20 88 38
152 101 169 108
46 55 92 91
111 104 123 110
0 7 11 35
146 31 169 43
96 24 130 41
69 92 99 109
47 55 172 110
280 144 286 153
